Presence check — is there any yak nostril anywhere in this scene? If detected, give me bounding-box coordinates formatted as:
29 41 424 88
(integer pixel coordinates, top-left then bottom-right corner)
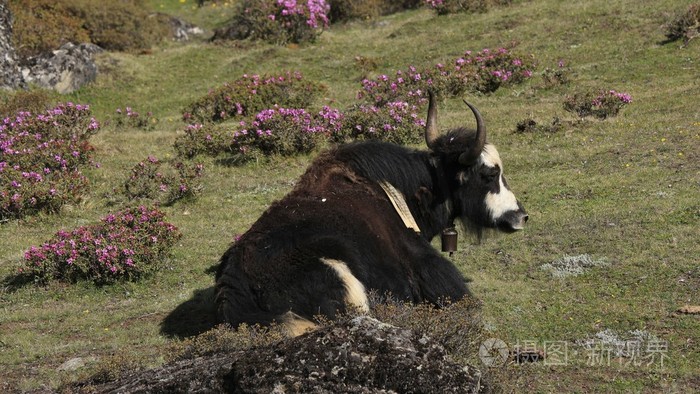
523 214 529 223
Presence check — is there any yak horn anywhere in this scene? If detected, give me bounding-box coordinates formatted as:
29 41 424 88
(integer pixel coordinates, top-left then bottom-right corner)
458 100 486 165
424 90 439 150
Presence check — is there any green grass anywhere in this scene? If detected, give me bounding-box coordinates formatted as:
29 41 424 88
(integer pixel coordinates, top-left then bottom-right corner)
2 0 699 392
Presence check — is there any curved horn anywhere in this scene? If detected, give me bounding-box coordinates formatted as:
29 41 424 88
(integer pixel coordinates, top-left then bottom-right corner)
458 100 486 165
425 90 439 150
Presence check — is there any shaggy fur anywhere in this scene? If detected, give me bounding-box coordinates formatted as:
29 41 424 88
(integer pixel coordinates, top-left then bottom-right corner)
215 109 526 332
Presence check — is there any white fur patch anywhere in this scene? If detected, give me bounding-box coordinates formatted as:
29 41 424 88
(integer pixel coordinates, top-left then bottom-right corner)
321 258 370 313
480 144 503 169
481 144 520 222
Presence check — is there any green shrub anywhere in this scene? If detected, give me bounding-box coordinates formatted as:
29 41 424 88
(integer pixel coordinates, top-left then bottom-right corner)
8 0 168 58
21 206 182 284
113 106 157 131
664 3 700 45
1 103 99 221
379 0 423 15
0 89 55 118
327 0 383 23
8 0 90 59
425 0 514 15
182 71 324 124
563 89 632 119
71 0 169 52
120 156 204 206
173 123 236 159
540 59 572 89
212 0 330 45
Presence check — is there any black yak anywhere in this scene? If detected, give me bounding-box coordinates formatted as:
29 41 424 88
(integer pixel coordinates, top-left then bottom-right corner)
215 92 528 335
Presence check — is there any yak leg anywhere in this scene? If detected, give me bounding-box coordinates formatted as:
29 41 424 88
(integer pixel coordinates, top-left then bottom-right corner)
415 255 471 305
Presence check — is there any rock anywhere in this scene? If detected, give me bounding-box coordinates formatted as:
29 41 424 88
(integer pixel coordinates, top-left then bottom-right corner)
58 356 99 372
165 14 204 41
21 42 103 94
0 0 26 90
68 316 485 393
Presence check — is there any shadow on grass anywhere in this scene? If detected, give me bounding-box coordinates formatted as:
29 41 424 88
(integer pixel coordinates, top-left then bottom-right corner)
160 286 218 339
1 272 38 293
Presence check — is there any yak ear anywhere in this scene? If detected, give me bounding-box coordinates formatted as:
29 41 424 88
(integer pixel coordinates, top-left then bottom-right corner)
415 186 434 210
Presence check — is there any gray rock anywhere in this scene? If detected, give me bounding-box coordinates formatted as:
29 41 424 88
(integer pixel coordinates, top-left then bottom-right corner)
165 14 204 41
57 356 99 372
21 42 103 94
67 316 485 393
0 0 26 90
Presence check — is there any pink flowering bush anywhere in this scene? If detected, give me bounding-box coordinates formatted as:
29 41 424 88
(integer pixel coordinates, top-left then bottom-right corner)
175 106 343 159
358 47 536 107
212 0 330 44
335 101 425 145
183 71 324 123
121 156 204 206
563 89 633 119
234 106 342 156
114 106 156 131
21 206 182 284
1 103 100 221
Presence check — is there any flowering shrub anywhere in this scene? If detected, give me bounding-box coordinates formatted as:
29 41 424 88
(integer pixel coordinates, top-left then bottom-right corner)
113 107 156 131
335 102 425 145
212 0 330 44
563 89 633 119
183 71 324 123
1 103 100 221
358 47 535 107
21 206 181 284
540 59 571 88
234 106 342 156
176 106 343 159
175 102 428 159
122 156 204 206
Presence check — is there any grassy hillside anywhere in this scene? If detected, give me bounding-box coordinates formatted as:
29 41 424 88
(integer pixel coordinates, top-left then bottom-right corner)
1 0 699 392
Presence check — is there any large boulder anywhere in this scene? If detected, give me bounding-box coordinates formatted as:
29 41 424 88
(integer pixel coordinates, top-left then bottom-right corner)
0 0 25 90
21 42 103 94
68 316 485 393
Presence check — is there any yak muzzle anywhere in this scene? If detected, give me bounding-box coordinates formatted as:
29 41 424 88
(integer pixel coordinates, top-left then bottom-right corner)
496 207 529 233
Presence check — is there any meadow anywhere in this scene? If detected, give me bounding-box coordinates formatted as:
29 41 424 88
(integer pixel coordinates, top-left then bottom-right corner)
1 0 698 392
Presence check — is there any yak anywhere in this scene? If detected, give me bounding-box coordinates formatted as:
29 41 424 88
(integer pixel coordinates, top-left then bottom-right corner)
215 92 528 335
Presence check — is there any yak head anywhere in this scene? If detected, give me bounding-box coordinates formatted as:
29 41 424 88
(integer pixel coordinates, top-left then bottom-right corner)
425 91 528 235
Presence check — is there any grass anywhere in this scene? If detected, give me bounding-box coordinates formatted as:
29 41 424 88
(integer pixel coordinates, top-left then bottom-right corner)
1 0 699 392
